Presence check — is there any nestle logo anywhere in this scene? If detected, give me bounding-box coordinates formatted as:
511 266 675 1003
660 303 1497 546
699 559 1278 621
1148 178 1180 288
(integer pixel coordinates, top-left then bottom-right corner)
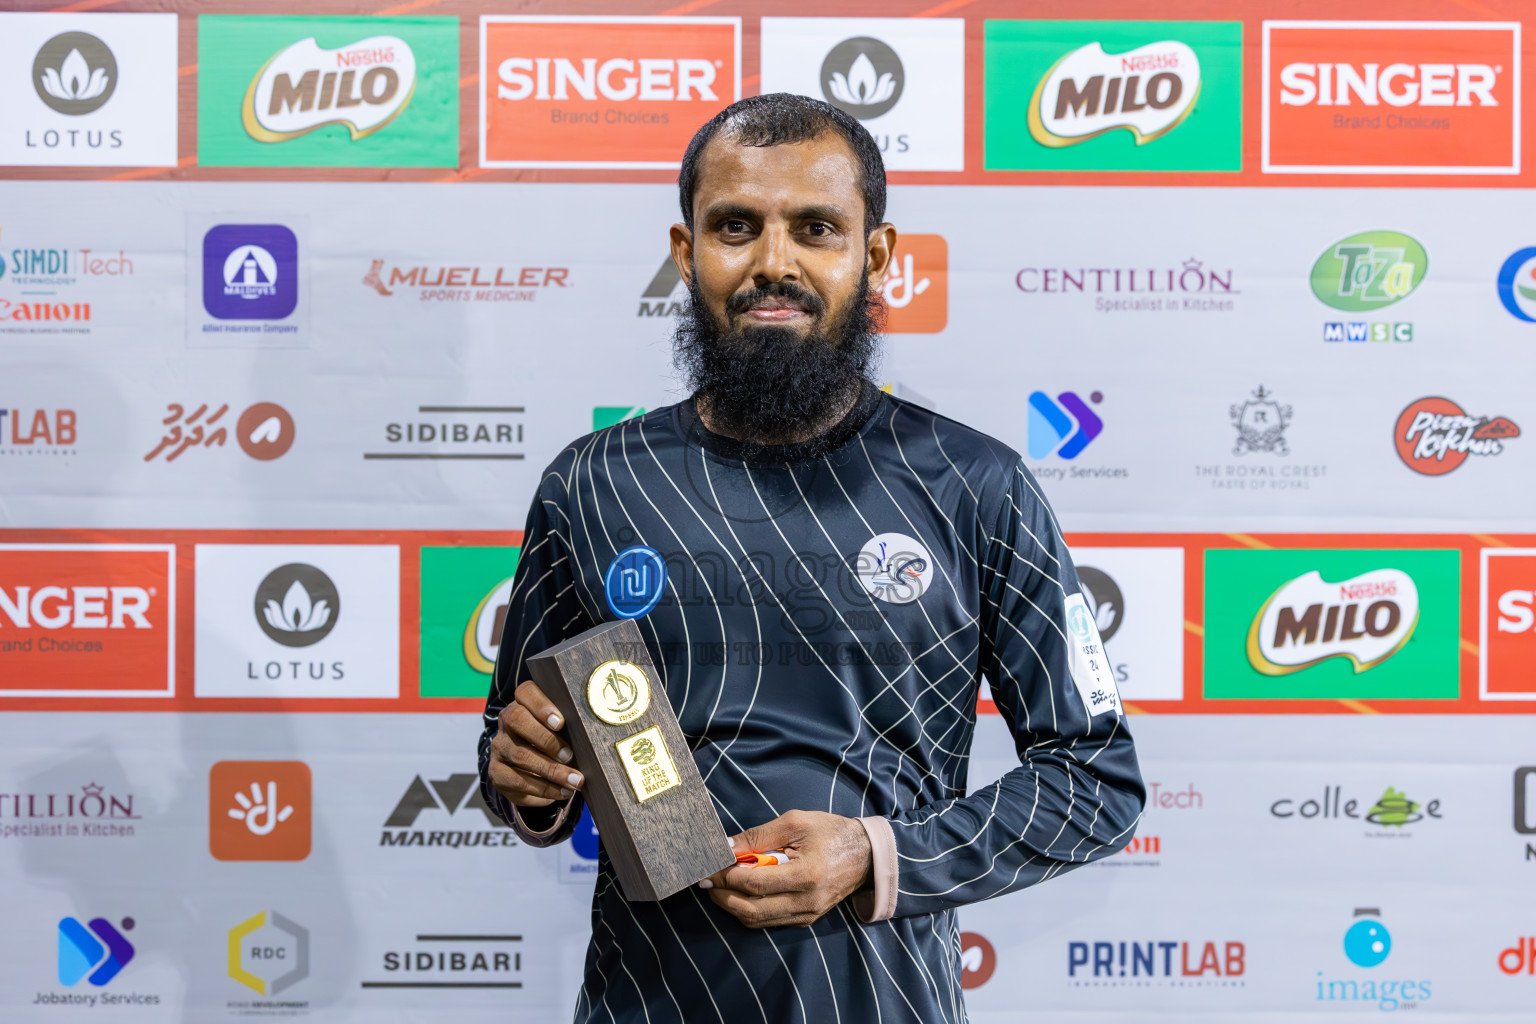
1120 52 1180 73
1338 581 1396 601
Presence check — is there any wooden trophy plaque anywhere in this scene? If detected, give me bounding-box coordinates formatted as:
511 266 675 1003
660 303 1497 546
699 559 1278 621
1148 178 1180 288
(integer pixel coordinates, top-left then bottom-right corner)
527 618 736 902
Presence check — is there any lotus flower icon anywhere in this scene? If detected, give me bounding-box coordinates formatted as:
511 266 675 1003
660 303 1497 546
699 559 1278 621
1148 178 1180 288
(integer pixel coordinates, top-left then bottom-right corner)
829 53 897 108
40 49 110 103
820 37 905 120
264 579 332 635
32 32 118 115
253 563 341 647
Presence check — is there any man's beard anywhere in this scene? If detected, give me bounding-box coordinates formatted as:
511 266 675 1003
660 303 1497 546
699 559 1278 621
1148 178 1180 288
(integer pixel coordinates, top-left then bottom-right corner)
673 271 882 454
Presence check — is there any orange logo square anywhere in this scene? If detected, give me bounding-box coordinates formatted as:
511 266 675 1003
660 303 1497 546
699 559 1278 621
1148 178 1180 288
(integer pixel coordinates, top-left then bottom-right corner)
1483 549 1536 700
1263 21 1519 174
880 234 948 334
209 761 312 861
480 17 740 168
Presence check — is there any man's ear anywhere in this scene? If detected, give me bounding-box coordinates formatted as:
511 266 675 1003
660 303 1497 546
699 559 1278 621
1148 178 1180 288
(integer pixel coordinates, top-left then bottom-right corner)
866 224 897 292
670 224 694 288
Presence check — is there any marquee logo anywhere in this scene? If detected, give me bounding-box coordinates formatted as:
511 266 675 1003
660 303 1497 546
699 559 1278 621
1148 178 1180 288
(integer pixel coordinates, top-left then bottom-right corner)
480 16 740 168
1028 40 1200 147
1394 397 1518 476
243 35 415 143
1480 550 1536 700
1311 231 1426 312
33 32 117 116
1263 21 1519 174
1247 568 1417 675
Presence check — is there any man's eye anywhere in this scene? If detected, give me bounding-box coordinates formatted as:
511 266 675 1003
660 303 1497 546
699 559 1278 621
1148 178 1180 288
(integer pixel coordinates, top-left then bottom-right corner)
806 223 831 236
721 220 749 233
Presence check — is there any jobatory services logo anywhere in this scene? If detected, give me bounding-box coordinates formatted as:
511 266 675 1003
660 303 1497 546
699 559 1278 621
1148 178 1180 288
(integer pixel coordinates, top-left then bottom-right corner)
1028 390 1104 460
362 259 570 304
228 910 309 1006
0 13 177 167
985 20 1243 171
0 781 141 840
193 545 399 699
57 915 135 987
1070 548 1185 700
1496 247 1536 322
1315 908 1431 1012
1203 548 1459 700
197 15 458 167
1394 397 1518 476
0 543 174 698
1 406 77 456
1480 549 1536 701
1313 230 1425 343
143 402 296 463
380 772 515 849
480 15 740 169
1014 257 1238 314
880 234 947 333
418 545 520 698
365 404 525 461
759 18 965 171
1068 937 1246 987
1263 21 1519 175
209 761 312 862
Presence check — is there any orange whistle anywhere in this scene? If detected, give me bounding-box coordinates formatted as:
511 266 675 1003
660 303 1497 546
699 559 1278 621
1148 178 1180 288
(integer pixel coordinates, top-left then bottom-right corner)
734 850 788 867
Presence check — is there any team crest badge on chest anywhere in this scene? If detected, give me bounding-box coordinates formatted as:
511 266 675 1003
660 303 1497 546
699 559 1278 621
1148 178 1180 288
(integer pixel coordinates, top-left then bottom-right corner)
853 532 934 605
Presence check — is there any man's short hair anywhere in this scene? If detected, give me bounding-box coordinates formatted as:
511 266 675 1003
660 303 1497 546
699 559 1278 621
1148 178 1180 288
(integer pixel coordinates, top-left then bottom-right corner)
678 93 888 235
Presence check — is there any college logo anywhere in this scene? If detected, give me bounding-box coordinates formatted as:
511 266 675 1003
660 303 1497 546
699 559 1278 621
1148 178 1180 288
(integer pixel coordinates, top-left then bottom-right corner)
419 546 520 698
1394 397 1518 476
254 564 339 647
1231 386 1290 456
198 16 457 167
228 911 309 998
985 20 1242 171
852 533 933 606
2 13 177 166
1497 248 1536 323
881 234 947 333
480 16 740 169
1068 938 1245 984
1028 390 1103 460
1270 785 1442 831
760 19 964 171
1317 909 1431 1011
1480 550 1536 700
605 545 667 619
1263 21 1519 174
0 543 174 698
1204 549 1459 700
380 772 513 848
209 761 312 862
202 225 298 322
58 916 135 986
144 402 295 463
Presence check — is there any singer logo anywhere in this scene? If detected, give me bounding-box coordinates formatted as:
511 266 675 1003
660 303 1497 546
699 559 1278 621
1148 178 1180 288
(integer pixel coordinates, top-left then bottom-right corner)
0 544 174 697
1262 21 1520 174
1480 549 1536 700
209 761 312 862
480 16 740 168
880 234 947 334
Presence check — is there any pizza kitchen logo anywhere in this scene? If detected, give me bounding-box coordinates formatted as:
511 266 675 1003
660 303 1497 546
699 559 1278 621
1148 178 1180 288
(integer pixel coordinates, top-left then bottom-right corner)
1394 397 1518 476
243 35 416 143
1247 568 1418 675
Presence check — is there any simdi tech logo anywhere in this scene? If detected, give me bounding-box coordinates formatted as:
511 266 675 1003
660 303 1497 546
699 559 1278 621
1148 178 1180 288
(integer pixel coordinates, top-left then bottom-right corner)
419 546 520 698
480 16 741 169
984 20 1243 171
1263 21 1520 175
1481 549 1536 700
1203 548 1458 700
759 18 965 171
0 544 174 698
1312 230 1425 343
0 13 177 167
209 760 312 862
197 15 458 167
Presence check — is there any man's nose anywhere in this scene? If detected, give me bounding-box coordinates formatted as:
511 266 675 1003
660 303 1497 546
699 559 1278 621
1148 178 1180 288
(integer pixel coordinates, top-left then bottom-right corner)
750 223 798 287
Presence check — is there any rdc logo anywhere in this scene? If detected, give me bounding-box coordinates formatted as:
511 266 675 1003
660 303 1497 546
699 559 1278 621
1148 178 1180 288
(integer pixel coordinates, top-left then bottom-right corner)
604 546 666 619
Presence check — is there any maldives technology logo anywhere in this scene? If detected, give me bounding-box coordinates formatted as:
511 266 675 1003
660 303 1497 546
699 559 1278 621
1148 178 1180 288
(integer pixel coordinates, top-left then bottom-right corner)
1394 397 1519 476
202 225 298 321
418 545 520 698
985 20 1242 171
1497 247 1536 322
58 916 135 986
197 15 458 167
1028 390 1103 460
1204 549 1459 700
1316 908 1432 1012
605 545 667 619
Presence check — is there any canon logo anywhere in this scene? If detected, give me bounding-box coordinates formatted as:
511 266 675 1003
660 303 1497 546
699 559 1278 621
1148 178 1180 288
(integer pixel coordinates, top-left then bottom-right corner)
1278 62 1498 108
496 57 718 102
0 586 152 629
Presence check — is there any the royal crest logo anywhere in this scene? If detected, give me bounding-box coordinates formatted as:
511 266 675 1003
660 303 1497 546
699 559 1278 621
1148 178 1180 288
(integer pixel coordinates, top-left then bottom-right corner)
1230 385 1291 456
1246 569 1418 676
1394 396 1519 476
1028 39 1200 147
243 35 416 143
853 532 933 605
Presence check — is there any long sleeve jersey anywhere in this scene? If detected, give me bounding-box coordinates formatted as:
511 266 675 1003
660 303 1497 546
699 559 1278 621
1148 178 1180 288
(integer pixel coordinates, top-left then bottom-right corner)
478 383 1145 1023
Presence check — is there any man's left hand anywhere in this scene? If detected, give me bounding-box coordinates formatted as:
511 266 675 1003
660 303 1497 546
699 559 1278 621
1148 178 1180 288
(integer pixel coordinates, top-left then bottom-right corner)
701 810 872 929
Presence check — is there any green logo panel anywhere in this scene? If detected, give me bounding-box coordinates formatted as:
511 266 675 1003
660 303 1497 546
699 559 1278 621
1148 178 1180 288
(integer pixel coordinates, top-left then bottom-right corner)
197 16 459 167
1203 548 1460 700
984 20 1243 171
593 406 646 431
1310 231 1429 311
420 546 520 698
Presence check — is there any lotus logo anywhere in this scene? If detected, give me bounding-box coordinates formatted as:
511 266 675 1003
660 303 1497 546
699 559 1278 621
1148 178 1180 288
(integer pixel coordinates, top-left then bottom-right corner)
33 32 118 116
243 36 417 143
254 564 340 647
1247 569 1418 675
820 37 904 120
1076 566 1123 643
1028 40 1200 147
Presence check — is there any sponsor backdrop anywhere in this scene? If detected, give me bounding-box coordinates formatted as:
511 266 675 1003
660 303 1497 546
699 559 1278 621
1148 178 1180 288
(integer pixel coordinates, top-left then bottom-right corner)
2 0 1534 1020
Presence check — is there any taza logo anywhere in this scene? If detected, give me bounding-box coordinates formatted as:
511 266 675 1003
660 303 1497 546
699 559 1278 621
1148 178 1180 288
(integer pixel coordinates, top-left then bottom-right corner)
254 564 340 647
1028 39 1199 147
243 35 416 143
1310 231 1426 311
33 32 117 115
1394 397 1518 476
820 37 903 119
1247 568 1418 675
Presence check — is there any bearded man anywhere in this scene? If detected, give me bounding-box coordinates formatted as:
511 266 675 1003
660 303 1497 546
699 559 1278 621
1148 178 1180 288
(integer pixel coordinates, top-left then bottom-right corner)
478 94 1144 1023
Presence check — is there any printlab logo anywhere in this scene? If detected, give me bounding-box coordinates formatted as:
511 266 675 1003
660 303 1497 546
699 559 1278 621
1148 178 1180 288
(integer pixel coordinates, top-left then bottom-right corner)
254 564 340 647
1 407 77 455
209 761 312 862
143 402 296 463
1314 231 1424 343
1497 248 1536 322
606 545 667 619
1483 552 1536 701
822 37 903 119
228 911 309 999
853 532 933 606
1068 937 1245 986
381 773 513 848
881 234 947 333
959 932 996 990
1077 566 1123 643
1316 908 1431 1011
203 225 298 321
1394 397 1518 476
1028 390 1103 460
58 915 135 986
34 33 116 115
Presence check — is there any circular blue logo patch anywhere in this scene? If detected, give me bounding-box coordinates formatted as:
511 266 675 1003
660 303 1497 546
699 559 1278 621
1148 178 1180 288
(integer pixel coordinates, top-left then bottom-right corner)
1343 918 1391 968
1497 247 1536 323
604 545 666 619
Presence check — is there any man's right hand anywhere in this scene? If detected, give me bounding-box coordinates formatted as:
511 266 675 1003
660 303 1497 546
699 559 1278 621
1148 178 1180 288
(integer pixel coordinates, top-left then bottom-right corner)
487 681 585 808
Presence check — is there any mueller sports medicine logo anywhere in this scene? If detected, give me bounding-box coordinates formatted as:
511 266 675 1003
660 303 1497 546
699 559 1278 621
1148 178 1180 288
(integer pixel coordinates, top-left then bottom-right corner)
481 16 740 168
1394 397 1518 476
1028 39 1200 147
1247 568 1418 676
1480 550 1536 701
1263 21 1519 174
243 35 416 143
381 773 515 849
362 259 569 303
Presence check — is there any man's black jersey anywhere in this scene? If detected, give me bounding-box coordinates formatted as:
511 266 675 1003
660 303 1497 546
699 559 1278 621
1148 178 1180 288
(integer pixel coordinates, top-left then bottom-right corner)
478 384 1144 1023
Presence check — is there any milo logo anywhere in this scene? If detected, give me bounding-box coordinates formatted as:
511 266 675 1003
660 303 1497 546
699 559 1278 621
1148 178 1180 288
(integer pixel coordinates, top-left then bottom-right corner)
1310 230 1427 312
1246 568 1418 676
1028 39 1200 147
243 35 417 143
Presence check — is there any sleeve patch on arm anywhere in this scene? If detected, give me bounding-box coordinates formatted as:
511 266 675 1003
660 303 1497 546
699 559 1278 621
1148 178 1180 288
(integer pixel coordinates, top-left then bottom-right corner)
1063 592 1122 718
